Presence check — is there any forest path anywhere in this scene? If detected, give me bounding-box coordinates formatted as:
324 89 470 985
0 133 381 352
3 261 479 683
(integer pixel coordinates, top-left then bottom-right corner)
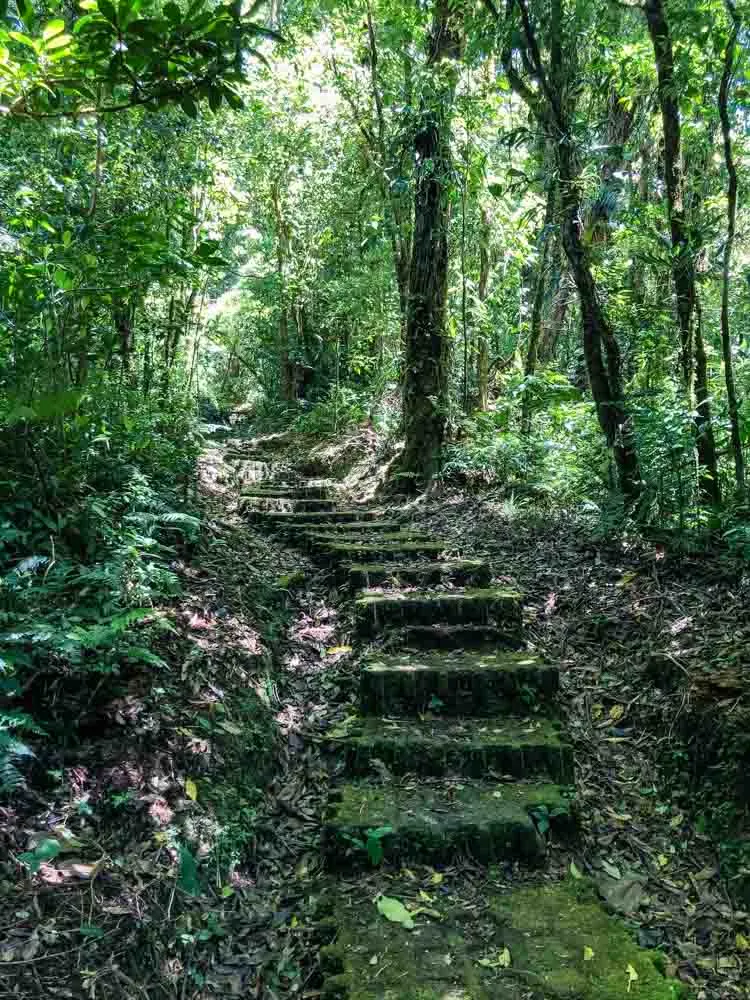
239 452 685 1000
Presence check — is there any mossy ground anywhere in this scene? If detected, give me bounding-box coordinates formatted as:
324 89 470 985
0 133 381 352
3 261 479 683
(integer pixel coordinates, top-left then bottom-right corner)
323 879 685 1000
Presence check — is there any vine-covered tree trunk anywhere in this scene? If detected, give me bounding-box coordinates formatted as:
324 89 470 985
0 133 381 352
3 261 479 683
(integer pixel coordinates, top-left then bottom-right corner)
645 0 720 504
400 0 463 486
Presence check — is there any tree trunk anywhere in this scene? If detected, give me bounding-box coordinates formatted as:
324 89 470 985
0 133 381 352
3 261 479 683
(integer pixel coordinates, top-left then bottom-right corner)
522 179 555 435
271 183 294 401
476 207 491 411
399 0 463 487
719 0 744 497
557 142 640 499
645 0 720 504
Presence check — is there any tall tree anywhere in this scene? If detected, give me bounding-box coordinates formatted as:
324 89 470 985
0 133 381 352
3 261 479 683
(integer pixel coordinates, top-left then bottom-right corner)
644 0 721 504
492 0 641 499
399 0 465 486
718 0 745 497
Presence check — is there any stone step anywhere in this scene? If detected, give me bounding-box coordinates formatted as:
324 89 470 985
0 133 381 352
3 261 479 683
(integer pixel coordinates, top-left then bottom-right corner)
240 483 333 500
360 650 559 716
321 881 684 1000
316 539 447 564
346 558 491 591
389 623 523 650
326 715 574 782
302 520 405 537
354 587 522 638
248 508 378 526
323 779 573 866
242 498 335 515
258 508 383 530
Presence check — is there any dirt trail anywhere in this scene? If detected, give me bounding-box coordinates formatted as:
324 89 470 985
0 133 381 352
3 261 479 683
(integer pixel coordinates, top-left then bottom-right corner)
237 441 692 1000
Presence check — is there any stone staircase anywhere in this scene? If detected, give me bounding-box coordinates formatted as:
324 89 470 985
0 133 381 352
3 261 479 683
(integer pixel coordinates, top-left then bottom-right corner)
244 475 685 1000
244 477 575 866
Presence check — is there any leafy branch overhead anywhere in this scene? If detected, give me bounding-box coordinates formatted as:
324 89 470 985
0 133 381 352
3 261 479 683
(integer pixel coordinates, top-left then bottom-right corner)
0 0 280 118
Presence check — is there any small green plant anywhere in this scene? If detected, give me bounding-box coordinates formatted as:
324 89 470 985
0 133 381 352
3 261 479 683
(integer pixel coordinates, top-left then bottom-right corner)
342 825 394 865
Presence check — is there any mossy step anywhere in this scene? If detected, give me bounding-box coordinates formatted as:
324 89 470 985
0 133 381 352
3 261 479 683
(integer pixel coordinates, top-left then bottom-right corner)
264 509 378 523
318 540 447 564
354 587 522 638
240 483 333 499
243 499 335 517
391 623 522 650
326 715 574 781
320 879 686 1000
346 559 491 590
324 779 573 866
302 520 405 536
360 650 558 716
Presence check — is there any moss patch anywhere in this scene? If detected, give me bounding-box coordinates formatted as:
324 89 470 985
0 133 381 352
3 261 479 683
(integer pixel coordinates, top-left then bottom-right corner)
322 880 685 1000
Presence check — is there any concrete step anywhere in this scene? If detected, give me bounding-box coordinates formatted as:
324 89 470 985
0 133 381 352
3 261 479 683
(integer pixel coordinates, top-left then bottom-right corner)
323 779 573 866
360 649 559 716
326 715 573 782
354 587 522 639
316 539 447 564
346 558 491 591
389 623 523 650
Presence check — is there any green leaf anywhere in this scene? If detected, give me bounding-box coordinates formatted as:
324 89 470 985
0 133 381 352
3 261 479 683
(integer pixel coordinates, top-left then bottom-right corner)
45 33 73 51
178 843 201 896
79 924 105 939
376 895 414 930
42 19 66 40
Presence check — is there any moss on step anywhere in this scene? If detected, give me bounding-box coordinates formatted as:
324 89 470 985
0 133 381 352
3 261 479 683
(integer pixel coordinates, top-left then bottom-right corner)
319 540 447 564
354 588 521 637
360 650 558 716
346 559 492 590
321 879 685 1000
323 779 573 866
326 715 573 782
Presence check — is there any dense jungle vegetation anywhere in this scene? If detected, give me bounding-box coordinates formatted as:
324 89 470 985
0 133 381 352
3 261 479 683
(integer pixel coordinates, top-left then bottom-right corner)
2 0 750 997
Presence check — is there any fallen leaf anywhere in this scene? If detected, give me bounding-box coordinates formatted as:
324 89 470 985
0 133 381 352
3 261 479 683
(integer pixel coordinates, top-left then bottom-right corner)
570 861 583 880
601 860 622 880
376 896 414 930
429 872 444 885
584 946 595 962
626 964 639 992
185 778 198 802
478 947 511 970
736 933 749 953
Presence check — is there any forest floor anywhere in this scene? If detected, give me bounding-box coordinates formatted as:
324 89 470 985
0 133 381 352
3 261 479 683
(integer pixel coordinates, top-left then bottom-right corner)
2 427 749 999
